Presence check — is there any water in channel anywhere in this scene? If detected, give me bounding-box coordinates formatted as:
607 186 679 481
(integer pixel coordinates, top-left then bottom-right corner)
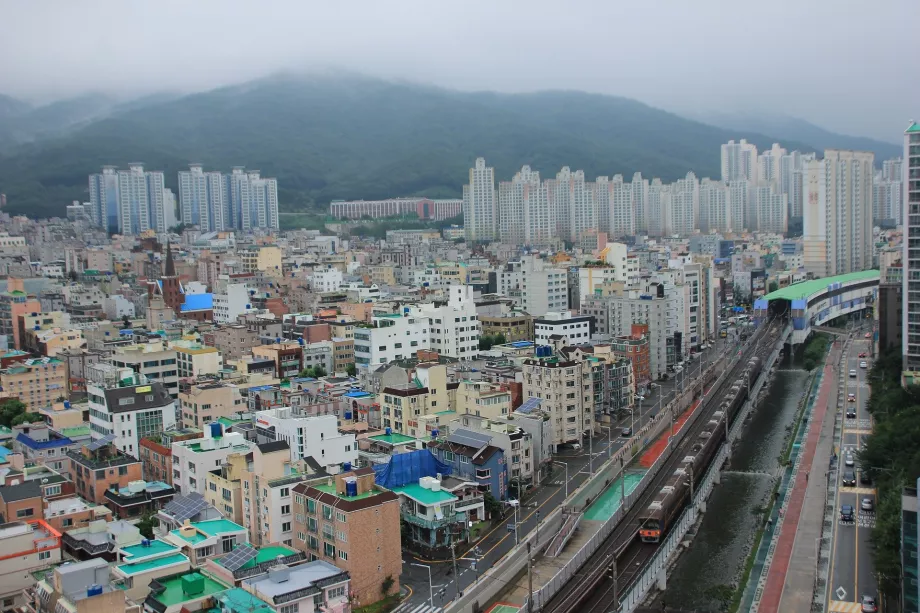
649 349 810 611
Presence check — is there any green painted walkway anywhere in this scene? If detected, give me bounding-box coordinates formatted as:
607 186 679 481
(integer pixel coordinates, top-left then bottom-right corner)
583 471 646 521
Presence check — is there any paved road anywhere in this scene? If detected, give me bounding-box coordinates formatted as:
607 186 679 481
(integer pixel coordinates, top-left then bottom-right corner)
828 337 878 610
396 338 735 610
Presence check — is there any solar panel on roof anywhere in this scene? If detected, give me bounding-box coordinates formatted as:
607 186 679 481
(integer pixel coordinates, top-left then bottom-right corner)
516 397 542 414
447 429 492 449
162 492 208 522
220 543 258 571
87 433 116 451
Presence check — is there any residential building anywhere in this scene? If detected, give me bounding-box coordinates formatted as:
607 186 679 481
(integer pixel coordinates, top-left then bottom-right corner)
241 441 309 547
454 380 511 420
42 495 113 533
522 356 593 448
330 196 460 220
292 467 401 605
393 476 467 556
226 167 280 231
142 570 229 613
24 557 132 613
0 520 62 611
463 157 497 242
252 342 304 379
179 164 227 232
171 425 252 496
212 277 256 324
172 340 223 378
162 517 248 566
609 324 652 389
111 340 179 398
721 139 758 183
430 429 507 501
410 285 480 360
449 413 536 489
140 436 174 485
496 256 568 316
903 122 920 377
353 312 430 371
803 150 875 277
240 245 282 275
498 165 551 246
902 483 918 613
0 357 67 410
86 368 176 457
533 311 594 346
88 164 166 235
254 410 356 469
204 452 247 522
242 560 350 613
0 279 43 350
179 381 245 429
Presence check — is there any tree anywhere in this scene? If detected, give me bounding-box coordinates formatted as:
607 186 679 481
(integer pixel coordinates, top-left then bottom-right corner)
493 333 507 346
0 399 41 428
299 365 328 379
768 280 779 293
381 575 395 597
136 513 157 539
345 363 357 377
483 491 503 520
121 314 132 329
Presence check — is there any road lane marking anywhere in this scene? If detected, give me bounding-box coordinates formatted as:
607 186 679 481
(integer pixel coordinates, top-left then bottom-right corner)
828 600 863 613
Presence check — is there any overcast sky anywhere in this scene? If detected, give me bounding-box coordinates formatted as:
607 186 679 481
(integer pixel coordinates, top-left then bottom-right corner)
2 0 917 142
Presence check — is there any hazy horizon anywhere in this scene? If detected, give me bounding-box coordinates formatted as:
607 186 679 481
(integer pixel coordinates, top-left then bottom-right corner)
2 0 918 143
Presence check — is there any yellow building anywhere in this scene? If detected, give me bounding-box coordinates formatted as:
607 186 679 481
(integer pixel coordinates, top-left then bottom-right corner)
240 245 282 276
0 357 67 409
364 265 397 286
170 340 223 378
25 327 85 357
179 382 245 428
380 364 451 437
329 318 355 339
454 380 512 419
204 452 247 522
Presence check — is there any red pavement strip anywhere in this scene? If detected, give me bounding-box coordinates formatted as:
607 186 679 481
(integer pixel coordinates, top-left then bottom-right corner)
758 355 835 613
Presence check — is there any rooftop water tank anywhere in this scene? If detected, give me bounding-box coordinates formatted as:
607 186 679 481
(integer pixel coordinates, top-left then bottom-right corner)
385 427 392 435
343 461 352 472
87 585 103 597
209 422 222 439
345 477 358 497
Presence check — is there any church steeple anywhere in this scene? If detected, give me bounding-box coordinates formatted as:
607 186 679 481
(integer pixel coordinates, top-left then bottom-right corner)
165 240 176 277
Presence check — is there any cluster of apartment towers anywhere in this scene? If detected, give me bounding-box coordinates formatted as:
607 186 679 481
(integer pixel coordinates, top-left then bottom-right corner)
463 141 897 270
88 164 280 236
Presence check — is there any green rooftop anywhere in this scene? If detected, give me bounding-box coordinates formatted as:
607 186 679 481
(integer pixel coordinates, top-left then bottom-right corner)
117 553 189 576
59 426 91 438
762 270 879 302
150 572 228 607
907 121 920 133
218 416 247 427
393 483 458 506
238 545 297 570
313 482 380 502
171 519 245 544
217 587 273 613
368 432 417 445
121 539 179 560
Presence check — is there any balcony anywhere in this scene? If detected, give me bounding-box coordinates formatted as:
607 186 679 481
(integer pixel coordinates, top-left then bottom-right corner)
455 497 483 511
401 511 467 530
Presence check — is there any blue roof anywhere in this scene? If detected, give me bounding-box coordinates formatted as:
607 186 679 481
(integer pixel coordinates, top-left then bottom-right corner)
180 293 213 312
509 341 534 348
343 390 370 398
15 433 73 450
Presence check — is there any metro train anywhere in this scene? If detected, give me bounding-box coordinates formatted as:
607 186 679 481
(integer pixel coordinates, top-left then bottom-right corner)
638 356 763 543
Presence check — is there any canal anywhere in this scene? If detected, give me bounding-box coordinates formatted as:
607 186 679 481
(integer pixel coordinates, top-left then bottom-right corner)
650 349 810 611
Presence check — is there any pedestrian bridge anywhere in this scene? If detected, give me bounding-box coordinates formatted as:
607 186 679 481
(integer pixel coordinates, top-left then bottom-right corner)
753 270 879 345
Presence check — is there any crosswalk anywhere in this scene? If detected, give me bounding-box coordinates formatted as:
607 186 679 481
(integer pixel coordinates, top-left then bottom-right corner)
391 602 443 613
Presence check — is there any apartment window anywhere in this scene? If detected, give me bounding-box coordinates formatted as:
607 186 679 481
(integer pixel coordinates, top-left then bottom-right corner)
323 542 336 558
338 550 348 561
322 504 333 520
307 499 316 513
282 521 292 532
16 508 34 518
335 511 347 523
280 487 290 497
44 485 61 496
476 468 491 479
281 504 291 515
327 586 346 600
279 604 299 613
38 551 52 561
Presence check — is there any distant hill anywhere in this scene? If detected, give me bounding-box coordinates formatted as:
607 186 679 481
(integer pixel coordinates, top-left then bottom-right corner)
0 74 820 219
685 111 902 161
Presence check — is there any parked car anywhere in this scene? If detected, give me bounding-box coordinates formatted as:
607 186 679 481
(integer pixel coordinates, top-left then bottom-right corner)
861 498 874 512
842 471 857 486
840 504 855 522
861 595 878 612
860 361 868 369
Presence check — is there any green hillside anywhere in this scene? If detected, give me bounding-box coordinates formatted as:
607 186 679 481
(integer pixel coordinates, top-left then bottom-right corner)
0 74 817 219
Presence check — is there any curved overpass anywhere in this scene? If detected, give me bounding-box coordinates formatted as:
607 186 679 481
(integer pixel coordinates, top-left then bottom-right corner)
753 269 879 344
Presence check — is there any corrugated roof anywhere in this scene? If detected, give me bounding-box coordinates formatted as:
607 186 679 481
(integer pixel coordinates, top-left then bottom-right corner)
762 270 879 302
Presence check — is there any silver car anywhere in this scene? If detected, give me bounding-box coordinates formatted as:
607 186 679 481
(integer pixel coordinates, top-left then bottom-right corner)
861 498 874 512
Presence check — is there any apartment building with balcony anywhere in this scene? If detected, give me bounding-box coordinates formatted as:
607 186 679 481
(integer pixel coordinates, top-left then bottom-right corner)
429 429 507 501
522 356 594 448
454 380 512 420
162 518 248 567
393 476 467 557
0 357 67 410
179 381 245 429
241 441 309 547
205 452 247 522
353 312 430 371
291 467 401 605
172 426 252 496
68 441 143 505
252 342 304 379
0 519 62 610
23 558 139 613
449 413 535 489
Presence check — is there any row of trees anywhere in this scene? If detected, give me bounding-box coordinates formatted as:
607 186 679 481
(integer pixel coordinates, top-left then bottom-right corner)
478 333 508 351
0 399 42 427
861 348 920 599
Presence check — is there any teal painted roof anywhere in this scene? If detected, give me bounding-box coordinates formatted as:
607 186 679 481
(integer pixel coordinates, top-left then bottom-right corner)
907 121 920 133
762 270 879 301
116 553 188 576
393 483 458 506
121 539 178 560
368 432 416 445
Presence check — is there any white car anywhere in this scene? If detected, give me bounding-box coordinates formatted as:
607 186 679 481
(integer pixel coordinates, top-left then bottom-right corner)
849 369 857 378
860 361 867 369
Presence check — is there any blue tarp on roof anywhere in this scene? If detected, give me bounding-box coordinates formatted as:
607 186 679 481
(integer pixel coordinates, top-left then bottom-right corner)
180 293 213 312
16 433 73 450
374 449 451 489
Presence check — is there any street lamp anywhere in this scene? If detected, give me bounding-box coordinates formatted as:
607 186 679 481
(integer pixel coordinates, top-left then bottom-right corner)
410 563 434 609
553 460 569 499
506 499 521 545
598 424 613 459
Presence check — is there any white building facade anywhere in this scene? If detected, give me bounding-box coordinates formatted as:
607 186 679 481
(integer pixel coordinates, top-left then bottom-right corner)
254 410 357 468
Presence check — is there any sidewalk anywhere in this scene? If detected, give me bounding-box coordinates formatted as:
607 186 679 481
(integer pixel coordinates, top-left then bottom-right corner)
758 342 843 613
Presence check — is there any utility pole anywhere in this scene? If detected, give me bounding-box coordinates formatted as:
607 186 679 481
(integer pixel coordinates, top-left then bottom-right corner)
689 463 695 502
620 456 626 509
608 555 619 612
527 541 534 613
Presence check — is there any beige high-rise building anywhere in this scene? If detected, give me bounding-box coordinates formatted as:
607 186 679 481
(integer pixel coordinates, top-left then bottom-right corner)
803 150 875 277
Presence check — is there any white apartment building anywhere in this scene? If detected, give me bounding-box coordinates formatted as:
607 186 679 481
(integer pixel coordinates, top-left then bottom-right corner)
555 167 595 244
670 172 699 236
803 150 875 277
111 340 179 398
721 139 759 183
728 180 751 232
498 165 552 246
753 183 788 233
171 426 253 495
353 312 431 370
310 266 343 293
212 276 255 323
902 122 920 375
179 164 227 232
86 367 177 458
699 179 728 233
102 295 136 320
410 285 480 359
522 357 593 448
757 143 787 186
497 255 568 316
88 164 166 235
464 157 497 242
646 179 670 237
254 410 357 469
534 311 593 346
